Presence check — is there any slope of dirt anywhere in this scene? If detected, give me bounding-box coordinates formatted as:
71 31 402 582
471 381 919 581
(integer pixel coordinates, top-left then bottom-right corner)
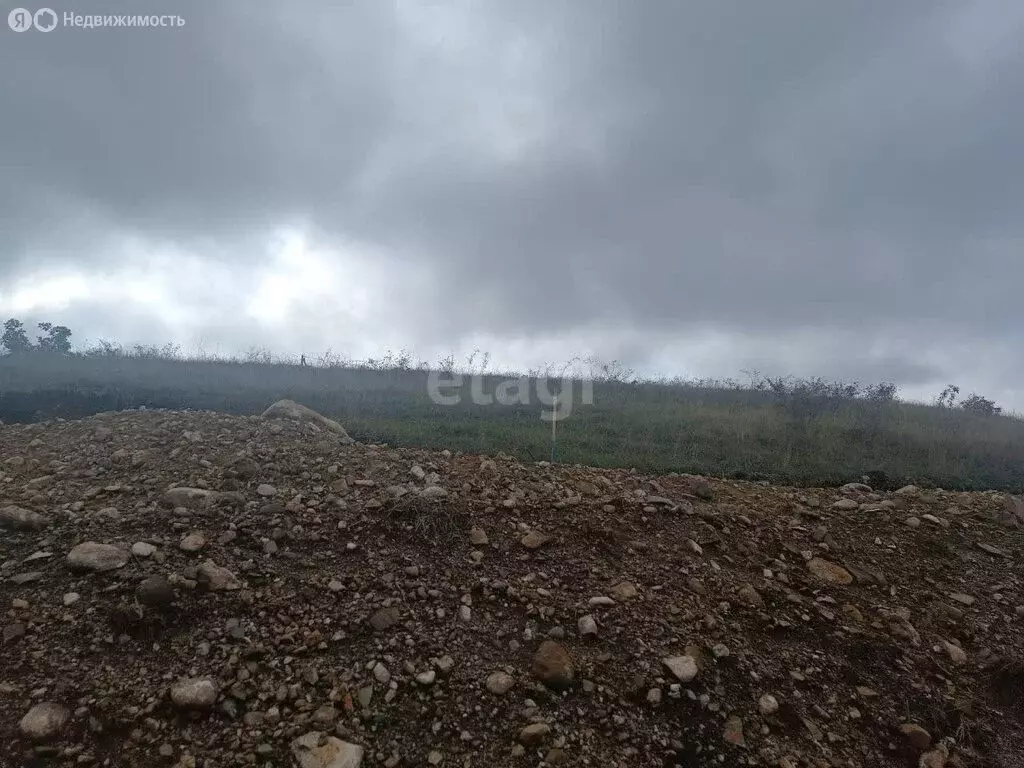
1 407 1023 768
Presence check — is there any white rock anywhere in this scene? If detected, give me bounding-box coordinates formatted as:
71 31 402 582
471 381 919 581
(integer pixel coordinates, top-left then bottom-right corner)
179 532 205 552
291 731 365 768
831 499 859 511
662 655 699 683
486 671 516 695
18 702 69 741
758 694 780 715
611 582 639 601
131 542 156 557
196 559 242 591
170 677 218 710
262 399 353 442
841 483 872 493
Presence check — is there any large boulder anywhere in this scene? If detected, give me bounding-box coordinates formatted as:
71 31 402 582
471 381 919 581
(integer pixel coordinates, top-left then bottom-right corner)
261 400 352 442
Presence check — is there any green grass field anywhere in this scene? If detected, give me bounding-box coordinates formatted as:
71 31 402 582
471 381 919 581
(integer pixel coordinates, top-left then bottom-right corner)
2 350 1023 493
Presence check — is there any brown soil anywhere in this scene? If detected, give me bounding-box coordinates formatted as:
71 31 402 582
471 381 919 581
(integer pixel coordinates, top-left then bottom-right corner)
1 407 1023 767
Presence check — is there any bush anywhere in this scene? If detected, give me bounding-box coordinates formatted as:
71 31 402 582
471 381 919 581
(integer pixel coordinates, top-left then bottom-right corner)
865 382 898 401
937 384 960 408
960 393 1002 416
935 384 1002 416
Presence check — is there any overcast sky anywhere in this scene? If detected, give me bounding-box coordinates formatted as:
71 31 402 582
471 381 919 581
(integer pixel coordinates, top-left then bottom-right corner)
2 0 1023 409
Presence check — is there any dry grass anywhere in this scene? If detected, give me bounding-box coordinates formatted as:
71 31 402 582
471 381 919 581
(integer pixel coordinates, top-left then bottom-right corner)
2 350 1023 492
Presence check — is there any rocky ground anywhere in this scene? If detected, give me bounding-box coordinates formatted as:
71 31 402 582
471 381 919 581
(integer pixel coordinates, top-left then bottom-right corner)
2 404 1023 768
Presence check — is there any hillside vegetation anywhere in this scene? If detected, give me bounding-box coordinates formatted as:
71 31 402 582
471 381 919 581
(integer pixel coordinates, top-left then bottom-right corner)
2 339 1023 493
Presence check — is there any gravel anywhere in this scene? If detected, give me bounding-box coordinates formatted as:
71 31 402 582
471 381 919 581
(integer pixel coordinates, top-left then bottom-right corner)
1 405 1022 766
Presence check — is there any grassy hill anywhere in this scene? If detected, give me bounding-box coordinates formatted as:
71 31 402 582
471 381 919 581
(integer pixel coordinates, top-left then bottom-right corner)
2 348 1023 492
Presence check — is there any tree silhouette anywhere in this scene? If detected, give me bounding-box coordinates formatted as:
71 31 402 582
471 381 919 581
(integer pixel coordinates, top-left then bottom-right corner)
1 319 32 354
1 318 73 355
36 322 73 353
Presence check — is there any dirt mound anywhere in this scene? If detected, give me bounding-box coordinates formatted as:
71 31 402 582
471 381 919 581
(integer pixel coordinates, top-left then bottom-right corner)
1 408 1023 767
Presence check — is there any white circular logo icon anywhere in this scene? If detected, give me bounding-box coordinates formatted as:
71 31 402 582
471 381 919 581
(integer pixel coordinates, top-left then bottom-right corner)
8 7 33 31
34 8 57 31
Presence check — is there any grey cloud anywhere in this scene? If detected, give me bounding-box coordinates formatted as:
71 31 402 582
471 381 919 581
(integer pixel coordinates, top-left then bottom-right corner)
1 0 1022 407
2 0 397 265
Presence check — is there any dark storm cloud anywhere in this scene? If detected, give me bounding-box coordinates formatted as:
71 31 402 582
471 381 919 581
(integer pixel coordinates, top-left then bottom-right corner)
2 0 1023 403
1 0 397 269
